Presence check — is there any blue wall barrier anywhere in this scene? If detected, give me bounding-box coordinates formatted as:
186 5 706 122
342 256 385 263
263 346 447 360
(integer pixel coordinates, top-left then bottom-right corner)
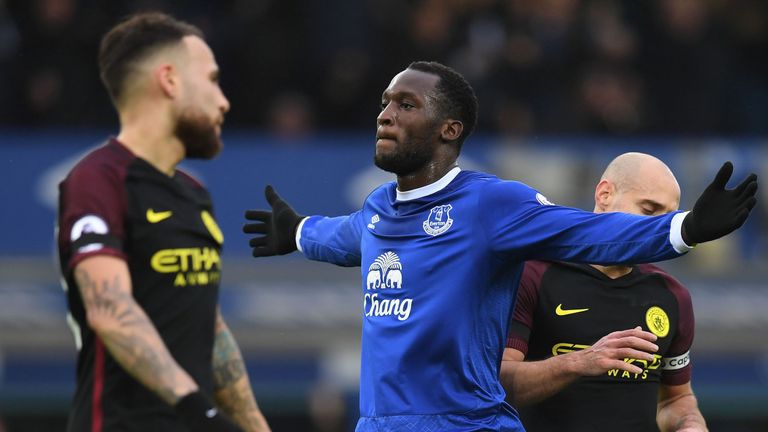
1 130 765 258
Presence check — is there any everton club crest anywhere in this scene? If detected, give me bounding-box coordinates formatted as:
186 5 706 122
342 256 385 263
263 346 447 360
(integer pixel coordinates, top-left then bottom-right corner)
423 204 453 236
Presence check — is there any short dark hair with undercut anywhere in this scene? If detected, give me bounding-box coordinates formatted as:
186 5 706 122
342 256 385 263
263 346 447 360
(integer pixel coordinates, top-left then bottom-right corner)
407 61 478 150
98 12 203 106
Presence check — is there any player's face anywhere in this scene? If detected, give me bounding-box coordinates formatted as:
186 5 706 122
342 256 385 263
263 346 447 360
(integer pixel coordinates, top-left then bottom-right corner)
610 176 680 216
375 69 442 176
175 36 230 159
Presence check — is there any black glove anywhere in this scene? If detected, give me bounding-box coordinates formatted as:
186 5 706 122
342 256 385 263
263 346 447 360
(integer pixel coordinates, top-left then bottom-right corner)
174 391 243 432
243 185 305 257
682 161 758 245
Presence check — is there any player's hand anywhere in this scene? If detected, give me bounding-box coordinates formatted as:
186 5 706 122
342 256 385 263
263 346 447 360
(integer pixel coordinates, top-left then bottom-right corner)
682 162 758 245
243 185 305 257
574 327 658 376
174 391 244 432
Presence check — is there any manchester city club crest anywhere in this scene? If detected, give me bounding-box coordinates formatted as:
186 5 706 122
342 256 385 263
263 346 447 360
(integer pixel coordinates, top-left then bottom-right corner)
645 306 670 338
423 204 453 236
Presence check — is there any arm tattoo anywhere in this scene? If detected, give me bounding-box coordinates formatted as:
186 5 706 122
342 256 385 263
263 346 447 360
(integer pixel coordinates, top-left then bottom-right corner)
213 321 247 386
75 266 184 404
213 314 268 430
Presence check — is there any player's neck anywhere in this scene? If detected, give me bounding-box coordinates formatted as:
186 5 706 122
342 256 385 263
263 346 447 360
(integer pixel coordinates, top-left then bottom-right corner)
590 264 633 279
396 154 458 192
117 109 184 176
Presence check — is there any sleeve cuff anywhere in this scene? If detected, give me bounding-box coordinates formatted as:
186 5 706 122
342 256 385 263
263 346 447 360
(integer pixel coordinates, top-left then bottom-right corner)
295 217 309 253
505 337 529 355
670 211 694 254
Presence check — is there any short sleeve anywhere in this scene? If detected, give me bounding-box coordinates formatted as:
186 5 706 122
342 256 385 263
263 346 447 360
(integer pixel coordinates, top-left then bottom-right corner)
506 261 549 355
655 269 695 386
58 161 127 270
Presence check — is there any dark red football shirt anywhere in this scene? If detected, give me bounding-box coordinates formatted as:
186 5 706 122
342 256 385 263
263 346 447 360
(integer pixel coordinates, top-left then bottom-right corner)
507 260 694 432
58 139 223 432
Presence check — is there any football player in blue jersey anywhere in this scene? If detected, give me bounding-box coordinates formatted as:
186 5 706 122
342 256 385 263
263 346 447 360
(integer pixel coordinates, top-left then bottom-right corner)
244 61 757 431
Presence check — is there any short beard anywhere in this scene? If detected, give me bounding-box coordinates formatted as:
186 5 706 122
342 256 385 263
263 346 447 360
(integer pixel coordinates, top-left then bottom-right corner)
175 107 222 160
374 136 434 176
374 116 442 176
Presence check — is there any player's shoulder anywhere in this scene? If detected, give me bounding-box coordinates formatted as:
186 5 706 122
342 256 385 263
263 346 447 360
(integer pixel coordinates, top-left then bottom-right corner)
637 263 691 298
458 170 512 188
65 139 134 184
365 180 397 204
461 170 542 200
523 259 556 277
637 263 684 285
457 170 498 183
175 168 206 190
519 260 557 288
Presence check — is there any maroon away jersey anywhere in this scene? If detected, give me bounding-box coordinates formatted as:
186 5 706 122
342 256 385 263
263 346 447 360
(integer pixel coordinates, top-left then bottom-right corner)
507 260 694 432
58 139 224 432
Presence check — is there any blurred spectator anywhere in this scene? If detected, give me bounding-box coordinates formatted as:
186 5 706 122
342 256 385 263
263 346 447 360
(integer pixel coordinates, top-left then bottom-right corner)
719 0 768 134
571 65 644 134
0 0 20 122
1 0 766 136
267 91 315 140
639 0 729 134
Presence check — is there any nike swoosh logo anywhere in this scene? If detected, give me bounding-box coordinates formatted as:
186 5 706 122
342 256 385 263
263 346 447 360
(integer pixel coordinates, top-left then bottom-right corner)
555 304 590 316
146 209 172 223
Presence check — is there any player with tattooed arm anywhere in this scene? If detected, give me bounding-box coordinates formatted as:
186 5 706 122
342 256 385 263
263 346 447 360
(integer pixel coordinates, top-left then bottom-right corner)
57 12 269 432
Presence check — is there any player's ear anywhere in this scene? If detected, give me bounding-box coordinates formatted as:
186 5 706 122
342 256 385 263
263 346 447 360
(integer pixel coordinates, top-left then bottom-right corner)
155 63 178 99
440 119 463 143
595 179 615 212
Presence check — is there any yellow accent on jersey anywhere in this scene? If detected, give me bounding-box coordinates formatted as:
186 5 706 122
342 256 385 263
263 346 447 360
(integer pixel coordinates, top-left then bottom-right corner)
151 247 221 273
555 304 590 316
201 210 224 244
146 208 172 223
645 306 669 337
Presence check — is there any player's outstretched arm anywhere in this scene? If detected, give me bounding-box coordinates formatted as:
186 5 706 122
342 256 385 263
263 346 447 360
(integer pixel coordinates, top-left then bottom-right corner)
501 327 658 407
75 255 243 432
657 382 708 432
243 185 305 257
212 309 271 432
682 162 758 245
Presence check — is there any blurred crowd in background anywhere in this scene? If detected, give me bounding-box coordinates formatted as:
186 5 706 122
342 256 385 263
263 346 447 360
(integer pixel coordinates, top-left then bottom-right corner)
1 0 767 137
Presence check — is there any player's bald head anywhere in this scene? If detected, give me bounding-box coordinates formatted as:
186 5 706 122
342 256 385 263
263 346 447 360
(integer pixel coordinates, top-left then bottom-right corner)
596 152 681 215
602 152 679 195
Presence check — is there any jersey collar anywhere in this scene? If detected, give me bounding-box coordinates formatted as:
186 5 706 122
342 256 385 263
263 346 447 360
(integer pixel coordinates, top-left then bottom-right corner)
396 167 461 202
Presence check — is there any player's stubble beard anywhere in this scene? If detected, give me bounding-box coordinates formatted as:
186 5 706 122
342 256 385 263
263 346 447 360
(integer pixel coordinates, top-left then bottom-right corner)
374 120 440 177
176 106 222 160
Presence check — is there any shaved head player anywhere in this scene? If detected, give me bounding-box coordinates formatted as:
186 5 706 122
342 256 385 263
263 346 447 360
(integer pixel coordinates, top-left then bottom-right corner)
502 153 707 431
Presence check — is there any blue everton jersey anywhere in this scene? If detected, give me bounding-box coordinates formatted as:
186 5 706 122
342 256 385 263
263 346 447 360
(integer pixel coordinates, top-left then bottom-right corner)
298 169 687 431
